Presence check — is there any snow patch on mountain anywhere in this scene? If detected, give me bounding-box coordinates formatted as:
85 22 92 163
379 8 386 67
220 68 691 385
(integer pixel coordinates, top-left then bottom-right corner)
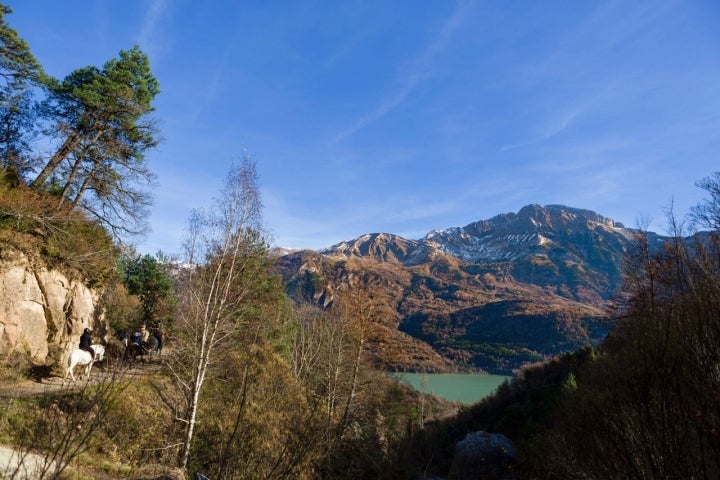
317 204 639 266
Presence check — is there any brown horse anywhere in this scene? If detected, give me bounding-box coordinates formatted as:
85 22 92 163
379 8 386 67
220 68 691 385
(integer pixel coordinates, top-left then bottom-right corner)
124 335 160 363
124 342 147 363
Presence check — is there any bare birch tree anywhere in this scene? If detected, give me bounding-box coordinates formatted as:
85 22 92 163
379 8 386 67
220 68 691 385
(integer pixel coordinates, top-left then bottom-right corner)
168 155 270 470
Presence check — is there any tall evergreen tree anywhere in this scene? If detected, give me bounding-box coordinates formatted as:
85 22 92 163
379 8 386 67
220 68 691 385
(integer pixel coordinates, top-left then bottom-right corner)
32 46 160 238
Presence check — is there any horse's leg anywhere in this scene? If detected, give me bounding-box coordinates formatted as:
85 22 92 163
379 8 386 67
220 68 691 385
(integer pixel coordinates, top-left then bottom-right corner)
125 345 136 363
124 344 136 363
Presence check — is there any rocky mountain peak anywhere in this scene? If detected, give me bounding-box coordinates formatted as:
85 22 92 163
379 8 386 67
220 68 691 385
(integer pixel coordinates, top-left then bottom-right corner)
317 205 634 271
320 232 450 265
423 204 630 264
320 233 416 261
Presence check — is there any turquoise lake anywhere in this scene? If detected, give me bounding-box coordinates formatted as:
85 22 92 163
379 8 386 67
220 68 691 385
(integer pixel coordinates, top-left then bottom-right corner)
391 373 512 404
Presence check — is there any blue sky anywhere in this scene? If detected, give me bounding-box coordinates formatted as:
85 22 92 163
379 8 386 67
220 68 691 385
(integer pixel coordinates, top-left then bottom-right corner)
9 1 720 255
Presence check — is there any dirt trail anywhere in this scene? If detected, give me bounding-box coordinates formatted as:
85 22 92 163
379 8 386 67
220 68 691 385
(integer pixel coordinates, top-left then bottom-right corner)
0 444 54 480
0 355 166 398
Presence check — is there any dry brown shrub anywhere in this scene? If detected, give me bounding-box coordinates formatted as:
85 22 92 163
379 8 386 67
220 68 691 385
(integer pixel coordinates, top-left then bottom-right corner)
0 170 118 287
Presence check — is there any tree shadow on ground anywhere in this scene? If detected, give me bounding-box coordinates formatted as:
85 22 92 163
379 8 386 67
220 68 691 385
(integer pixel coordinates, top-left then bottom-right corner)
28 364 54 382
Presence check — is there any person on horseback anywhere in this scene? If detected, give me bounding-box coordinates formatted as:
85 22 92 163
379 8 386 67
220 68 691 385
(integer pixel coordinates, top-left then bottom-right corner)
155 321 164 352
79 327 95 361
131 325 151 354
140 324 150 345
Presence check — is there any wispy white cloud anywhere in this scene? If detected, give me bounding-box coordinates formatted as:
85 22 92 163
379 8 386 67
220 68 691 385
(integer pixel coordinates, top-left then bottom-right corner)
137 0 169 56
264 179 466 248
333 0 471 143
333 83 416 143
499 107 582 153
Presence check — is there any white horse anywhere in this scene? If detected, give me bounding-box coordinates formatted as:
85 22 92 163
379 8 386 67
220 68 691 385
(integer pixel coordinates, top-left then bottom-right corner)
65 344 105 381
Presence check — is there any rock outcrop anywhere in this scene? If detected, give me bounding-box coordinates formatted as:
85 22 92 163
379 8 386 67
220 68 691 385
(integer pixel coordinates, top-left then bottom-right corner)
0 248 103 368
449 431 516 480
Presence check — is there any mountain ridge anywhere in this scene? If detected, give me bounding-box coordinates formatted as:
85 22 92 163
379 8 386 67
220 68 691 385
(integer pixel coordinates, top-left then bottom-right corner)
277 204 662 373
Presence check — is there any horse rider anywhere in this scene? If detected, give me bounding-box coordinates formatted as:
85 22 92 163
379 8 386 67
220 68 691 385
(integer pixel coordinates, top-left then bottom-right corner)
131 325 150 354
140 324 150 345
155 321 164 351
79 327 95 361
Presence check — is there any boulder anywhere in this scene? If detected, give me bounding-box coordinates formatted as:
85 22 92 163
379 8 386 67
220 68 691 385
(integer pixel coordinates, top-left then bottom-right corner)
449 431 516 480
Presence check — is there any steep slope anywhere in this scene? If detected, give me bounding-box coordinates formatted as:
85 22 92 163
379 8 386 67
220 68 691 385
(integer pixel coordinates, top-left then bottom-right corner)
277 205 657 374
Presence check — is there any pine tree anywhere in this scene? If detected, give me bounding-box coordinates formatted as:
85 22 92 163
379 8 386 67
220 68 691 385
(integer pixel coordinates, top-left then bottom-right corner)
32 46 160 238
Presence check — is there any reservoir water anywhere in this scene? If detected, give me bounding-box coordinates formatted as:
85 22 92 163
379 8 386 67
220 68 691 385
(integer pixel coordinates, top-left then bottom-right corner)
391 373 512 404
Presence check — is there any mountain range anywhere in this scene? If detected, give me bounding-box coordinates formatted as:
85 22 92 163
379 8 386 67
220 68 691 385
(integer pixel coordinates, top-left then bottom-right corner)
274 204 667 374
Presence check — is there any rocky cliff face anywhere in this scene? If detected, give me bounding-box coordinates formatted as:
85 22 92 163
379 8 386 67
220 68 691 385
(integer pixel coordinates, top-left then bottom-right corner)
0 248 103 368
